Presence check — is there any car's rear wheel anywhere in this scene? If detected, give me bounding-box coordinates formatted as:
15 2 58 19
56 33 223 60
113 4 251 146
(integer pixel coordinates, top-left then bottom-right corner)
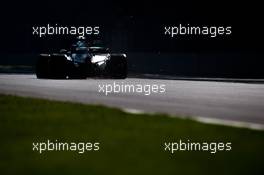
36 56 68 79
36 56 50 79
49 58 67 79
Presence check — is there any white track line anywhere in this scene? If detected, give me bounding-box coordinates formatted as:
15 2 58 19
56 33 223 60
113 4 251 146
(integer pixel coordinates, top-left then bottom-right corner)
123 108 145 114
193 116 264 131
122 108 264 131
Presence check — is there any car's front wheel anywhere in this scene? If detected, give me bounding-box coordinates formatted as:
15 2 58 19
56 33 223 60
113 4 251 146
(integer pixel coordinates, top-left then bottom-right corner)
107 56 127 79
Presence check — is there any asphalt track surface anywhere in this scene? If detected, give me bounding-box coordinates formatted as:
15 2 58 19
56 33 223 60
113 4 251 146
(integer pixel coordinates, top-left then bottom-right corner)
1 74 264 126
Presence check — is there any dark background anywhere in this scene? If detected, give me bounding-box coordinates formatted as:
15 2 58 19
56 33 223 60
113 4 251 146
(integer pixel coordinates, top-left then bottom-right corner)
0 0 263 78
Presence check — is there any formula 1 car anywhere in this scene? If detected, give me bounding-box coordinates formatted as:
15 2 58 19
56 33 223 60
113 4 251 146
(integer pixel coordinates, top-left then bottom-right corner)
36 37 127 79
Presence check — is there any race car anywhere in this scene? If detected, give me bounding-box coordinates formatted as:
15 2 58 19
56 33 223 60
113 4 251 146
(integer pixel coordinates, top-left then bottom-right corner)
36 37 127 79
